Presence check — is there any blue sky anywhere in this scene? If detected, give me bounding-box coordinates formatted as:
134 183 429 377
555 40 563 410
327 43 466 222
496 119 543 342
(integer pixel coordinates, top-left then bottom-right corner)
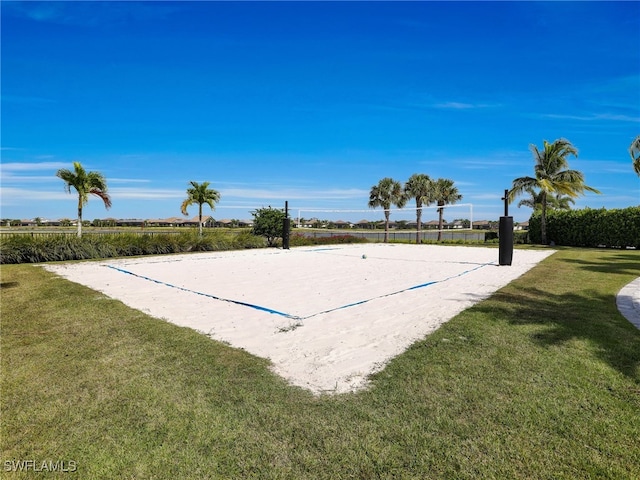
2 1 639 224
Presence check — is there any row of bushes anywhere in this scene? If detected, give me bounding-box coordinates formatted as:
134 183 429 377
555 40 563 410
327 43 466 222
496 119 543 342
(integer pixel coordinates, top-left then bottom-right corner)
528 206 640 248
0 231 374 264
288 233 368 247
0 231 266 264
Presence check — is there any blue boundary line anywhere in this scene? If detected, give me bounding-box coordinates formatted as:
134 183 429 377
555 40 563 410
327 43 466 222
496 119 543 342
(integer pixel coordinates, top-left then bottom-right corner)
105 265 296 319
300 261 494 319
106 260 496 321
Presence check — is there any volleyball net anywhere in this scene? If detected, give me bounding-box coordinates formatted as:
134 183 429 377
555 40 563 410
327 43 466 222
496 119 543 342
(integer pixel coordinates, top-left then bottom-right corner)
294 203 474 230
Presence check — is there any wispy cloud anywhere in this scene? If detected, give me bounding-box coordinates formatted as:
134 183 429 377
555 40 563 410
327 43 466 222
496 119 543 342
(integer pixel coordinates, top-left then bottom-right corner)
108 178 152 184
469 193 503 201
3 2 182 28
1 162 70 172
222 187 369 201
109 188 184 200
0 187 69 203
0 174 61 184
542 113 640 123
433 102 495 110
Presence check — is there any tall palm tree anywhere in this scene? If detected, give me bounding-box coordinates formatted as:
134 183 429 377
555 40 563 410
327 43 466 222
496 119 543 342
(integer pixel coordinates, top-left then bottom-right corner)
517 186 575 212
56 161 111 237
629 135 640 176
404 173 434 244
368 177 406 243
508 138 600 244
181 181 221 236
432 178 462 241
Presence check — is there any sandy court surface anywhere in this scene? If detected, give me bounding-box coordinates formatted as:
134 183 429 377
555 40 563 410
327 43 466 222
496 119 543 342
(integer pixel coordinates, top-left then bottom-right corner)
44 244 554 394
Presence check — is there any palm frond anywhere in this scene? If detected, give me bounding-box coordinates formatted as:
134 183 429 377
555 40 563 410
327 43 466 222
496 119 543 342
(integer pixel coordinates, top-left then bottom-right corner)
629 135 640 175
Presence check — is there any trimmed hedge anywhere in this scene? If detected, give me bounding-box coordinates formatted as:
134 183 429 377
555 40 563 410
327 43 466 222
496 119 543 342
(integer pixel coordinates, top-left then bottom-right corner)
0 231 266 264
528 206 640 248
289 233 368 247
0 231 374 264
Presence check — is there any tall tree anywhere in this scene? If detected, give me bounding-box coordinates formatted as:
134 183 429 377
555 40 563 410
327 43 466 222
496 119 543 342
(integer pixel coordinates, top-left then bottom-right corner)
432 178 462 241
368 177 406 243
404 173 434 244
517 186 575 212
181 181 221 236
56 161 111 237
508 138 600 244
251 207 287 247
629 135 640 176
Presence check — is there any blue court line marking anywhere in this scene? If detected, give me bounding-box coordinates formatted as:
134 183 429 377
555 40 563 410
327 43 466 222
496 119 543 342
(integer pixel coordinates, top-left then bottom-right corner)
106 260 496 321
299 261 495 319
105 265 296 319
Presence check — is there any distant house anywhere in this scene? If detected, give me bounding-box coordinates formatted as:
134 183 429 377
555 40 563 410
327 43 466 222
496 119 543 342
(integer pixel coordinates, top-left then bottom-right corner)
116 219 145 227
333 220 351 229
423 220 441 230
145 217 183 227
515 221 529 231
185 215 214 228
472 220 491 230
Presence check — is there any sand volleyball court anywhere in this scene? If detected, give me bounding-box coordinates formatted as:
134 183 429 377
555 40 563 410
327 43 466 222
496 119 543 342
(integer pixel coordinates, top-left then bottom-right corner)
44 244 554 394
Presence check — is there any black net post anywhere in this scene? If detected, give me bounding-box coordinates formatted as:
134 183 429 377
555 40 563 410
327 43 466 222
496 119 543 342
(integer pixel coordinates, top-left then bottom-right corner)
498 189 513 265
498 216 513 265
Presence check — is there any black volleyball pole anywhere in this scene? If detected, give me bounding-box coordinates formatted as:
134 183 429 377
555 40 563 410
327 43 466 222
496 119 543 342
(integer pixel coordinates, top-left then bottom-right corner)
499 189 513 266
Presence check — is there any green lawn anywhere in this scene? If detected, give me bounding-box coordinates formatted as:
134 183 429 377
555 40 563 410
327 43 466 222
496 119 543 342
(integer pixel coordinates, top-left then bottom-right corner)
2 247 639 479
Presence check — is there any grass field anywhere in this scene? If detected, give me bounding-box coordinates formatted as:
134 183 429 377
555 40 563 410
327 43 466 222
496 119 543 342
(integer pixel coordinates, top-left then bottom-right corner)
2 247 639 479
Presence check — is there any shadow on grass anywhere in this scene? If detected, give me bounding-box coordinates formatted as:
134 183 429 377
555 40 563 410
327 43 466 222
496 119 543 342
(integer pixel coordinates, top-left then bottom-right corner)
478 284 640 381
560 252 640 276
0 281 19 289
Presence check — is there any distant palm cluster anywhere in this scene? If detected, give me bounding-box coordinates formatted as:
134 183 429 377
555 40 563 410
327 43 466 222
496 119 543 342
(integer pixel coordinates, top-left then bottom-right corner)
365 137 626 245
47 137 636 243
368 175 462 243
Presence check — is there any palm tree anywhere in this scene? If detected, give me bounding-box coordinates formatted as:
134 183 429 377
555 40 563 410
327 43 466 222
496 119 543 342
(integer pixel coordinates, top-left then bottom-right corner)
403 173 434 244
629 135 640 176
517 186 575 212
508 138 600 244
181 181 221 236
368 177 406 242
432 178 462 241
56 161 111 237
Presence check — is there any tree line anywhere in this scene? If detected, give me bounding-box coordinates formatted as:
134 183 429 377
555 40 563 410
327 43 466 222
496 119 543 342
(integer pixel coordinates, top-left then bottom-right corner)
53 136 639 242
368 175 462 244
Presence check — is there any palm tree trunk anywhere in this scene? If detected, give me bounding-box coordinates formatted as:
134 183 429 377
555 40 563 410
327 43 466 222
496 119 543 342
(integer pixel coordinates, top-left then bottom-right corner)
416 203 422 244
437 203 444 242
198 204 203 237
541 200 548 245
77 200 83 238
384 210 390 243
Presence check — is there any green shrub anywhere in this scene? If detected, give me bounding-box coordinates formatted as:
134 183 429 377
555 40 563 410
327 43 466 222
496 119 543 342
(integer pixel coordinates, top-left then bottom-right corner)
251 207 288 247
528 206 640 247
484 231 498 241
514 231 529 244
0 230 267 264
231 231 266 249
289 233 368 247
